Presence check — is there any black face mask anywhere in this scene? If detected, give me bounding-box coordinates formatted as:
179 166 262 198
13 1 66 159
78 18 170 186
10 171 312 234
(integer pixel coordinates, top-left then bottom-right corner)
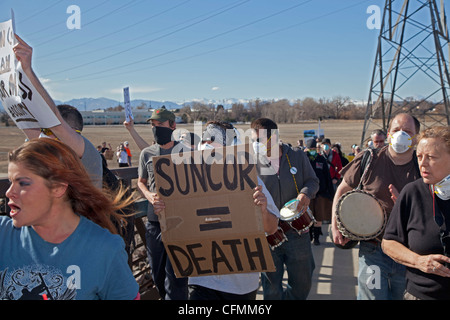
152 126 174 145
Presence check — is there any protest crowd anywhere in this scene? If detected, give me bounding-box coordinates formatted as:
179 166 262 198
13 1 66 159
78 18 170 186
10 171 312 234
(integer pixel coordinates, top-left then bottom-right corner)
0 32 449 302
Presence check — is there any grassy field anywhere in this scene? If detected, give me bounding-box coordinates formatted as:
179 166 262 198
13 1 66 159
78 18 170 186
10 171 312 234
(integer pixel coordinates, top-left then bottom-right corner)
0 119 374 175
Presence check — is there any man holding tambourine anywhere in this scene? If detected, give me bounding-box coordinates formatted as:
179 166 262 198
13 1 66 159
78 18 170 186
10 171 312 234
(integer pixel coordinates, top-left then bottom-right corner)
331 113 422 300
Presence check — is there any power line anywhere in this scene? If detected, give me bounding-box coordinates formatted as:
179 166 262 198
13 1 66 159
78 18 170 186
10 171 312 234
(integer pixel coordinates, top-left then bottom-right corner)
36 0 192 60
60 0 372 83
26 0 110 39
42 0 252 77
15 0 65 23
48 0 315 79
37 0 246 61
37 0 248 63
34 0 143 47
37 0 260 62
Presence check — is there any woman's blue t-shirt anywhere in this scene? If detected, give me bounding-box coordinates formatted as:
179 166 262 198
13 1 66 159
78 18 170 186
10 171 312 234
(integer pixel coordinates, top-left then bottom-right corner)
0 215 138 300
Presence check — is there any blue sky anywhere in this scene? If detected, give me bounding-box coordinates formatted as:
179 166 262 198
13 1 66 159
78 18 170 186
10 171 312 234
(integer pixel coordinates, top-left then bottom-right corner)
1 0 443 104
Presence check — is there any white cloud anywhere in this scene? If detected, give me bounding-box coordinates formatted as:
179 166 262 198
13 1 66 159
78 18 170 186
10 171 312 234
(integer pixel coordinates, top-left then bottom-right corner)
39 77 51 84
211 86 220 91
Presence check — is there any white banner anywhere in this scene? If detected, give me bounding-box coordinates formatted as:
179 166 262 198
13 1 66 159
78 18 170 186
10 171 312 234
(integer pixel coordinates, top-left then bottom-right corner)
123 86 133 122
0 16 60 129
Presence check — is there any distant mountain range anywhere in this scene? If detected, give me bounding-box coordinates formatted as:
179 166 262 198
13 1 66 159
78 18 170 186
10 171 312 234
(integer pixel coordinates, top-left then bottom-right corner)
53 98 183 111
0 97 251 112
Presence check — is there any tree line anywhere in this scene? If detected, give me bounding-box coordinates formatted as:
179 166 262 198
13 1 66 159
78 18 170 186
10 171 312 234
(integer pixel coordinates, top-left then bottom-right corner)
179 96 365 124
0 95 445 126
178 96 446 124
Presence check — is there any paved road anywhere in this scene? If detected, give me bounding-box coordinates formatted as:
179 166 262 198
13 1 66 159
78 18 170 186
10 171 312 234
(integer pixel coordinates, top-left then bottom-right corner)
257 224 359 300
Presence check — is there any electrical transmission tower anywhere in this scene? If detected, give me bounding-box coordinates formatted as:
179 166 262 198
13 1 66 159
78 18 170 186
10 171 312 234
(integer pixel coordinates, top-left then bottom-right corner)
361 0 450 146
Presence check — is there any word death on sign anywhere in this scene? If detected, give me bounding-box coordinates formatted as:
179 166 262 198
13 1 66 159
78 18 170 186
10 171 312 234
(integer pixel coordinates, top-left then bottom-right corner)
168 236 269 277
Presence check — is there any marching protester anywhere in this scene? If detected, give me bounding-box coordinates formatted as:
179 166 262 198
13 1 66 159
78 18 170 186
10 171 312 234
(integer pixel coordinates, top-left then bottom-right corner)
370 129 387 149
320 138 342 191
382 126 450 300
184 121 279 300
146 120 279 300
332 143 349 168
137 108 188 300
179 131 201 150
251 118 319 300
1 138 139 300
331 113 422 300
304 138 335 245
12 34 103 188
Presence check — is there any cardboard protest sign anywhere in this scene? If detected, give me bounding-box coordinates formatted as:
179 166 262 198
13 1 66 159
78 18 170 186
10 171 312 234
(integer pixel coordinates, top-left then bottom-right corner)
154 144 275 278
0 16 60 129
123 87 133 122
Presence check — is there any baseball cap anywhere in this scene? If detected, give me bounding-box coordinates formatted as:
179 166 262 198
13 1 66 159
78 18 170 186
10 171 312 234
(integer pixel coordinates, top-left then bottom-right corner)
147 108 175 123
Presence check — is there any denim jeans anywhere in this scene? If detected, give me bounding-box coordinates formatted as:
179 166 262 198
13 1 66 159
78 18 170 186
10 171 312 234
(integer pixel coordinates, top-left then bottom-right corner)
261 229 315 300
145 221 188 300
357 241 406 300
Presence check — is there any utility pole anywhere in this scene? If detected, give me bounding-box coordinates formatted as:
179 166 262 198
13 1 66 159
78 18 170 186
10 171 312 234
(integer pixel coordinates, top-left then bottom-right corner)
362 0 450 146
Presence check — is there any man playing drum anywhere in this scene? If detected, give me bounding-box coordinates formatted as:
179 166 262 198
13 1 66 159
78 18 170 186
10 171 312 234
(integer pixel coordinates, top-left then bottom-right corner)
251 118 319 300
331 113 422 300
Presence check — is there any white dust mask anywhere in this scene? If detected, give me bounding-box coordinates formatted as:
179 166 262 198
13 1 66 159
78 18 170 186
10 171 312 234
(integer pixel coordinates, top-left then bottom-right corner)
434 174 450 201
389 130 414 153
199 142 214 151
252 141 267 156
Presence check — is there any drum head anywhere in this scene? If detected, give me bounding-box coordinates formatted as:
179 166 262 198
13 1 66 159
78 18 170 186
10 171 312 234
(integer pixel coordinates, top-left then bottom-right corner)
336 190 386 240
280 199 300 221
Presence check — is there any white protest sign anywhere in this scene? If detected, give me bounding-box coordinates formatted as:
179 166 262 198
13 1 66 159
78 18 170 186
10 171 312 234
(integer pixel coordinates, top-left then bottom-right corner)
0 19 18 101
0 16 60 129
123 87 133 122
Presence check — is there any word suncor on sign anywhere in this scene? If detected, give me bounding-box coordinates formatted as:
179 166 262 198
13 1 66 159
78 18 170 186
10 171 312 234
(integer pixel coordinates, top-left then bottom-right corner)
155 148 256 197
154 145 275 278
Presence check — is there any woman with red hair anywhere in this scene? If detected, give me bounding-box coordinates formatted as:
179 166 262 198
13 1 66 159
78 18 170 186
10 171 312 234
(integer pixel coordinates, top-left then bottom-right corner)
0 138 139 300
